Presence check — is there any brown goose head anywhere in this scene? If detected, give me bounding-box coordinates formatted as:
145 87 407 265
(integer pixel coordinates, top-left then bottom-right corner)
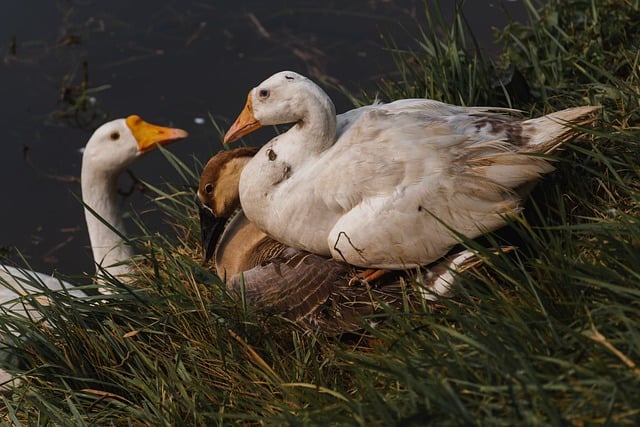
196 147 259 262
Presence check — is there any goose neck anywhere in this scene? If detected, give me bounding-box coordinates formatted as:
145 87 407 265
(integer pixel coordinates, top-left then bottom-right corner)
291 86 337 152
81 162 133 277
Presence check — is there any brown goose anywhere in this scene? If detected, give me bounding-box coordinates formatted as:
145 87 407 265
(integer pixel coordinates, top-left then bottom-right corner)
196 148 482 333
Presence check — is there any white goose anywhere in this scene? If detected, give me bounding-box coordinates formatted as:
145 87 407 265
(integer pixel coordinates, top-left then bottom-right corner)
2 115 188 291
0 116 188 385
224 71 598 269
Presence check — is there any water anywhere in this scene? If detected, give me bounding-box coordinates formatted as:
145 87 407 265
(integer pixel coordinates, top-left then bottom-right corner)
0 0 525 278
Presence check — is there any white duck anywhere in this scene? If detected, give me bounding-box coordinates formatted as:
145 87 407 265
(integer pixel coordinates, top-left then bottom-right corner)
0 116 188 385
224 71 598 269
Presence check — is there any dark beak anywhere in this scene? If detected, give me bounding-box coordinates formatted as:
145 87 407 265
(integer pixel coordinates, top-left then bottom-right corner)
195 194 228 264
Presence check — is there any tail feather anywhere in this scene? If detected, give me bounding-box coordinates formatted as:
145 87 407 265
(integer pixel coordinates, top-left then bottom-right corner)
466 152 556 189
522 106 600 153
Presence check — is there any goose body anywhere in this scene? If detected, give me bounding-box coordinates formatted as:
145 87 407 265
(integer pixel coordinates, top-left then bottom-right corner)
0 265 87 386
196 148 482 333
224 71 598 269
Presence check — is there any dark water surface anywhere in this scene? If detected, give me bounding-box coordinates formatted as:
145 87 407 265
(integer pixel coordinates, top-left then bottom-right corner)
1 1 525 277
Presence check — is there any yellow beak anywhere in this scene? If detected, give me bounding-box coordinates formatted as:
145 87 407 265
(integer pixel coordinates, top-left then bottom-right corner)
126 115 189 153
223 92 263 144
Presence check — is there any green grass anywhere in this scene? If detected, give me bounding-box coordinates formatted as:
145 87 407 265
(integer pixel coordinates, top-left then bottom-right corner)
2 0 640 425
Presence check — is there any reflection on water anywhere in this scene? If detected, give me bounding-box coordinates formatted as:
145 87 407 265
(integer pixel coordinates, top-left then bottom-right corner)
0 0 524 277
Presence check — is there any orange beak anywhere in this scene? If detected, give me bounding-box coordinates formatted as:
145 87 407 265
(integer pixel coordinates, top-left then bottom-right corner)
223 92 263 144
126 115 189 154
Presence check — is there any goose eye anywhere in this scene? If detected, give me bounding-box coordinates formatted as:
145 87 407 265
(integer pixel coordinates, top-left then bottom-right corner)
258 89 270 99
110 131 120 141
204 183 213 194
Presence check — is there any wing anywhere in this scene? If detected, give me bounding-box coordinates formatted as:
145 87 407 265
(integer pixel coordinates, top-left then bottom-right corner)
226 250 349 325
225 250 409 333
314 104 553 267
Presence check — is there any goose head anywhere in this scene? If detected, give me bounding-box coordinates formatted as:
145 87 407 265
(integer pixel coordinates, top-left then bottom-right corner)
224 71 335 143
82 115 189 176
80 115 188 279
196 147 259 262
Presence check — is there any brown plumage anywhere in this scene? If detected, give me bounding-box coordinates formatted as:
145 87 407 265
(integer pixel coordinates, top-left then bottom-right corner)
196 149 481 333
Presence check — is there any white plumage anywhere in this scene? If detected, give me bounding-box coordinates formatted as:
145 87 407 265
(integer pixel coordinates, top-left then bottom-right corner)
225 71 598 269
